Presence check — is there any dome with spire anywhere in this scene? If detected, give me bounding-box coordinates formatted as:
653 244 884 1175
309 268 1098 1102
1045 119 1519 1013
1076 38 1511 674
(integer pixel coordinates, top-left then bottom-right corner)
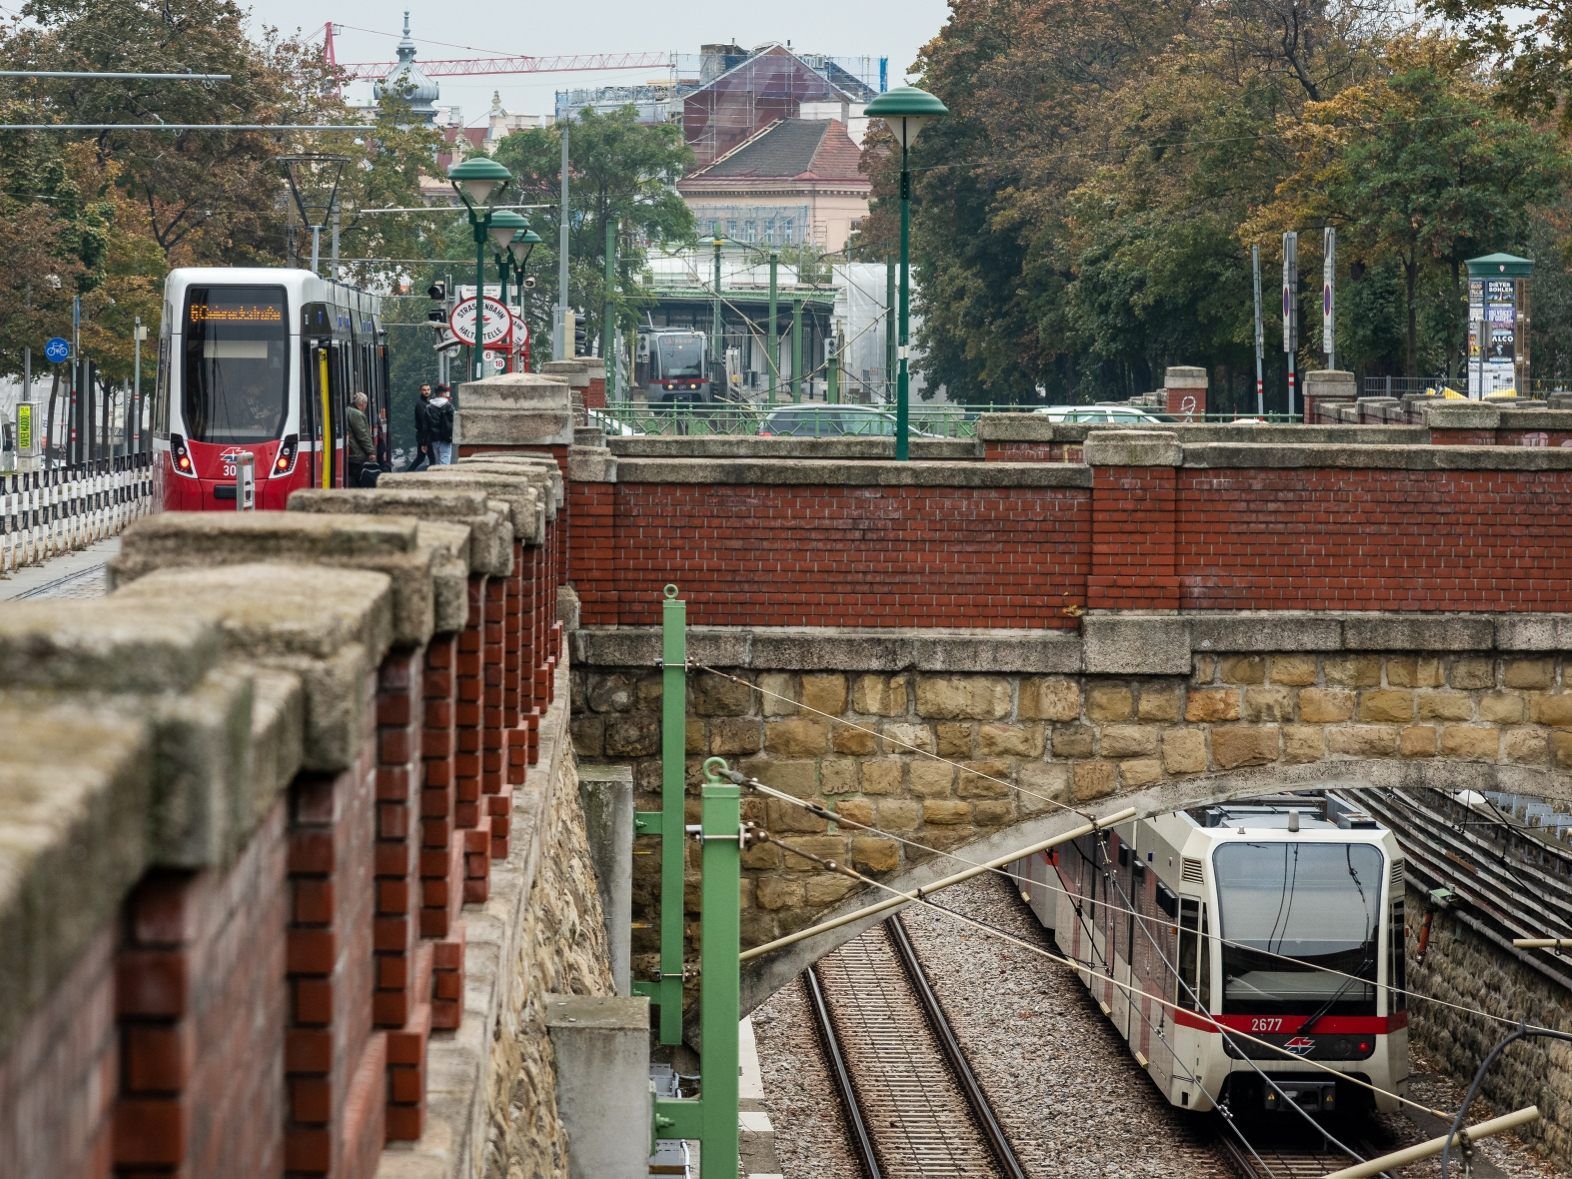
373 11 439 121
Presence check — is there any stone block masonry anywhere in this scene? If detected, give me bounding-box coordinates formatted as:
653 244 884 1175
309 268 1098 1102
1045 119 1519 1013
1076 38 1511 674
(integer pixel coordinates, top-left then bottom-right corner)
0 371 616 1179
572 619 1572 979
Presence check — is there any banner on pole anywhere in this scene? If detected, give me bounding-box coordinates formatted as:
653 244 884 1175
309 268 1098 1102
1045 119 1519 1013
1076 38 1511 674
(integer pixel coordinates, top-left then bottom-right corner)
1322 226 1336 357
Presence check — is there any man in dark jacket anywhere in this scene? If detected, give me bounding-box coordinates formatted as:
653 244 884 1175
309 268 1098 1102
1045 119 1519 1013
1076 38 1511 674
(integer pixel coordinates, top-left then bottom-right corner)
408 383 433 470
347 391 376 486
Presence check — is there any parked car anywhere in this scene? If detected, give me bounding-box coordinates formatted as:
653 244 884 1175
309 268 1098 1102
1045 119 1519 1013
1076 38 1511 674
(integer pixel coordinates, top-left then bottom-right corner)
758 402 943 439
1032 405 1165 424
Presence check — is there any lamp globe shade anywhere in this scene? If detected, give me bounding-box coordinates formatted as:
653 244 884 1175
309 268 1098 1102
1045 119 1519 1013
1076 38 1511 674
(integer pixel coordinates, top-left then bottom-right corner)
448 156 511 210
510 227 543 268
487 208 528 251
865 85 949 149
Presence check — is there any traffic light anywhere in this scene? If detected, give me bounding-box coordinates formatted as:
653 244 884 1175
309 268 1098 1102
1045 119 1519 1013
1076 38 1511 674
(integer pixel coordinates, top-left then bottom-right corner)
573 309 589 358
426 281 447 325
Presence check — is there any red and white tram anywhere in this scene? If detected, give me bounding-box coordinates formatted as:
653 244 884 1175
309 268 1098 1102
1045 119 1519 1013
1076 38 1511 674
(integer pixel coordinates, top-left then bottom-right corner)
1014 796 1409 1114
153 268 391 510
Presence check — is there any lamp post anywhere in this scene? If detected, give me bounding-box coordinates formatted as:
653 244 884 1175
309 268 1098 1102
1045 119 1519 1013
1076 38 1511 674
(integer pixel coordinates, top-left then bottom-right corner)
448 156 513 381
488 209 528 373
864 84 947 460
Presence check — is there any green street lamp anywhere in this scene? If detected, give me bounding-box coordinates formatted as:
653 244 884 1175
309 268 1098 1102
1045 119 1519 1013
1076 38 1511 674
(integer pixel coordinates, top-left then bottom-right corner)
448 155 513 381
864 84 947 459
488 209 528 372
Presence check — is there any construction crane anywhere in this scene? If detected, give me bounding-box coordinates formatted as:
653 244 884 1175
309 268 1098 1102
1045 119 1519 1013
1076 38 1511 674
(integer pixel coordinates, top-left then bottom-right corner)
323 21 673 81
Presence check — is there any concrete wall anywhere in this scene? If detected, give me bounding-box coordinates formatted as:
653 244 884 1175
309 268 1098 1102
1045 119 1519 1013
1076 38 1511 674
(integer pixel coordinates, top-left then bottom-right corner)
0 377 616 1179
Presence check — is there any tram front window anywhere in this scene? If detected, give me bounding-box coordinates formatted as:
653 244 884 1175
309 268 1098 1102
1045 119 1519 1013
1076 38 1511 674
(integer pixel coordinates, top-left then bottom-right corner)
1214 842 1383 1015
655 334 705 380
182 286 288 443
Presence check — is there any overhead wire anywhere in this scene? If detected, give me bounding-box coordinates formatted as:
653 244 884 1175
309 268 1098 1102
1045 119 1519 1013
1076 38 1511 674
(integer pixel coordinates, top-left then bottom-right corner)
704 670 1568 1039
742 815 1446 1119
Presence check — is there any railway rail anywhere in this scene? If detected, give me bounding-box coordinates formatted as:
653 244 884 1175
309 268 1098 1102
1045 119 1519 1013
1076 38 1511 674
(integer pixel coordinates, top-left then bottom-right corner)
1352 787 1572 991
805 915 1029 1179
1216 1127 1384 1179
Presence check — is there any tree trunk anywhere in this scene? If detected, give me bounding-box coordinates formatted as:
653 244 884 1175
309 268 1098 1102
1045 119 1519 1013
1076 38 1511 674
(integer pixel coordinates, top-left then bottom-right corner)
44 371 59 463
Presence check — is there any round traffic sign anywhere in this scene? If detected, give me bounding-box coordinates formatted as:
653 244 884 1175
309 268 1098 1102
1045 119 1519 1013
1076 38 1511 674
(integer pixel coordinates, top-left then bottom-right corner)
44 337 70 364
448 296 512 348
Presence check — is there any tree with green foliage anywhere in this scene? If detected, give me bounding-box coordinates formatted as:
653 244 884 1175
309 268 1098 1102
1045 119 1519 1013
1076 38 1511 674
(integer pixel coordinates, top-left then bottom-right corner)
1246 34 1569 377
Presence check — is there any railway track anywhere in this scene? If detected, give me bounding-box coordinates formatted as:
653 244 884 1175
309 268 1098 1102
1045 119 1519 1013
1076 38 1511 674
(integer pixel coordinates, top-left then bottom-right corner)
805 915 1028 1179
1215 1123 1393 1179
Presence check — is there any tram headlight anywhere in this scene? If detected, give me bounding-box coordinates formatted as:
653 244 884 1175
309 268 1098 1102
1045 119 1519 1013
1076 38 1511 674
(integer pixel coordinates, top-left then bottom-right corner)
171 433 196 478
274 433 299 476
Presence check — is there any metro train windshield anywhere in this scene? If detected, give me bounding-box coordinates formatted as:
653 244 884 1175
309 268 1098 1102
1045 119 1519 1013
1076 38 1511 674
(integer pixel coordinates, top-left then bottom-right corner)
181 285 289 443
1213 842 1384 1015
655 334 705 379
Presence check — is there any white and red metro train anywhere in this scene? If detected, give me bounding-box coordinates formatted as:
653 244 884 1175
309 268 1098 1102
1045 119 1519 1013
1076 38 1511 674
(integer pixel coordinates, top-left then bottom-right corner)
152 268 391 510
1013 796 1409 1114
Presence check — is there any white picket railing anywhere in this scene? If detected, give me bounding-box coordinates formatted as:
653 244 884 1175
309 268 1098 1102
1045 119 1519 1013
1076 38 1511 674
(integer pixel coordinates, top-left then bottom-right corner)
0 455 157 577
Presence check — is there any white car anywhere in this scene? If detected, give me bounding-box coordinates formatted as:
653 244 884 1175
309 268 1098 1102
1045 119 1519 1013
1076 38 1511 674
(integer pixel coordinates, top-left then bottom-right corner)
1032 405 1165 424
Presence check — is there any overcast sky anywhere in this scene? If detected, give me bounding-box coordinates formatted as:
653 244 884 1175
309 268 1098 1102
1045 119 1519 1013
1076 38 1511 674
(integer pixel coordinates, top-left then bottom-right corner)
246 0 953 124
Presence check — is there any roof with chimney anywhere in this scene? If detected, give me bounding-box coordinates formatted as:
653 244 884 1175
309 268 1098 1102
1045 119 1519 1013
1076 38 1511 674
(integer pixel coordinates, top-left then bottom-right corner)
683 119 868 185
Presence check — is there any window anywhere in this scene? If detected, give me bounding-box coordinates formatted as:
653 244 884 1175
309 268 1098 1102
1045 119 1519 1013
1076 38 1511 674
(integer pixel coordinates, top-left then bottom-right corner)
1214 841 1384 1015
1177 898 1201 1010
181 285 289 443
1390 899 1407 1012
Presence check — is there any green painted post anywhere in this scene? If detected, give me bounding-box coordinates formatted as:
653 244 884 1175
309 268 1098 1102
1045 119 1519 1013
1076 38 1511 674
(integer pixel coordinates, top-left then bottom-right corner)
603 218 617 397
651 756 741 1178
699 756 740 1177
885 257 896 404
632 584 686 1045
827 333 840 404
711 227 724 390
767 251 779 407
791 299 804 402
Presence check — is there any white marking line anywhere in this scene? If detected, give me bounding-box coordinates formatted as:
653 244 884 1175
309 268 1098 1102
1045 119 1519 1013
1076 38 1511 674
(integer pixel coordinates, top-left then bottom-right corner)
738 1017 766 1101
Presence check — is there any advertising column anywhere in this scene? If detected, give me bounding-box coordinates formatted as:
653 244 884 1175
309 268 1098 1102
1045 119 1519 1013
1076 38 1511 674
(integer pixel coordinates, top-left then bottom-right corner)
1466 253 1534 398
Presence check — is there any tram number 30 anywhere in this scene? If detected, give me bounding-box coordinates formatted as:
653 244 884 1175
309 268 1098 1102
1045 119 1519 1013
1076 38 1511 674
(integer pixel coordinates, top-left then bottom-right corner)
222 459 237 478
1249 1017 1286 1033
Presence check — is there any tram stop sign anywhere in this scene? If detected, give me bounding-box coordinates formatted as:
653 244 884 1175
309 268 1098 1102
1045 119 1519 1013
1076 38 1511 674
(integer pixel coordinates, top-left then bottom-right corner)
43 336 70 364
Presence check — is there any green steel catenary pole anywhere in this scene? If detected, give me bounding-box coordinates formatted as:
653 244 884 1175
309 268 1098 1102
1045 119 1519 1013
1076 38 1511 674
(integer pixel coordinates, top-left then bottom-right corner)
657 585 687 1044
698 756 741 1179
896 142 911 459
604 218 617 391
711 228 723 391
827 333 840 404
767 251 779 407
474 217 488 381
885 256 897 407
791 299 804 403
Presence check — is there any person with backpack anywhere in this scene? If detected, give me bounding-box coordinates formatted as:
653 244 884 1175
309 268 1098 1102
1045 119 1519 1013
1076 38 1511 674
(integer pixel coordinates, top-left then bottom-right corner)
428 384 456 464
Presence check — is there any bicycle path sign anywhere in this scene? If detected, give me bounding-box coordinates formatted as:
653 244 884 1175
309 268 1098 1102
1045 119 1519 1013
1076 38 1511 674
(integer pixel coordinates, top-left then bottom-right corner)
44 337 70 364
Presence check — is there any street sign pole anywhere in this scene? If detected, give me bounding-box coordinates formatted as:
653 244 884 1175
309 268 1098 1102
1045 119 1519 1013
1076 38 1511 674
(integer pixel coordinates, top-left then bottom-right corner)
1323 226 1337 371
1252 245 1264 416
1282 231 1298 419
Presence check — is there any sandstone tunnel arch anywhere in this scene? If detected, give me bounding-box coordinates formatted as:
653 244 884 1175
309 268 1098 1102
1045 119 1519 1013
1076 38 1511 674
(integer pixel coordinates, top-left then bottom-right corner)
738 757 1572 1017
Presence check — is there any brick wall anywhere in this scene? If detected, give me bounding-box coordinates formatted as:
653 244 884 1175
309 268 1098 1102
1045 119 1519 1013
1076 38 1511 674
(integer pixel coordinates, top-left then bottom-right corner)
1175 466 1572 612
573 480 1093 628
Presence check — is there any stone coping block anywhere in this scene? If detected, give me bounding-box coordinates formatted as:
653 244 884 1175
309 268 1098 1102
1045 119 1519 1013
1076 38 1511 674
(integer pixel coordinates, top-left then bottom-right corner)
568 447 617 483
610 457 1092 488
1082 615 1190 673
380 470 543 548
288 487 513 579
0 597 221 694
455 455 566 511
1180 442 1572 470
0 697 153 1058
1420 401 1502 429
1304 370 1357 396
605 436 977 461
975 413 1055 443
457 372 574 448
1083 430 1182 467
576 613 1572 674
1494 408 1572 430
540 359 591 388
1165 365 1207 387
111 513 438 647
114 563 393 772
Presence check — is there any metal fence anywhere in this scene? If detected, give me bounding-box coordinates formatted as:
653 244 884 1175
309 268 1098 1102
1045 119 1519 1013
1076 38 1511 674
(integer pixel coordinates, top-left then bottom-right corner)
0 455 156 576
595 401 1300 439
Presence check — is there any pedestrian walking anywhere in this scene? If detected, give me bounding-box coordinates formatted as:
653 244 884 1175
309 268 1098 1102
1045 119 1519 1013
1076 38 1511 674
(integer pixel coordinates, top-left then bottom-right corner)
428 384 456 465
346 391 378 486
407 383 433 470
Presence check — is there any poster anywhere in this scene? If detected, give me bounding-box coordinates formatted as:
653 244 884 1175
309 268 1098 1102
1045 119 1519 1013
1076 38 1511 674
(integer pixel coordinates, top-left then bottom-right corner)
1469 278 1517 397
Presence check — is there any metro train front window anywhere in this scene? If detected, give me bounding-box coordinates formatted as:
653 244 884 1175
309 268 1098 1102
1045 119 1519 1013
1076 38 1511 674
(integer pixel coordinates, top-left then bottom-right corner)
181 286 288 443
1214 842 1384 1015
656 335 705 379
